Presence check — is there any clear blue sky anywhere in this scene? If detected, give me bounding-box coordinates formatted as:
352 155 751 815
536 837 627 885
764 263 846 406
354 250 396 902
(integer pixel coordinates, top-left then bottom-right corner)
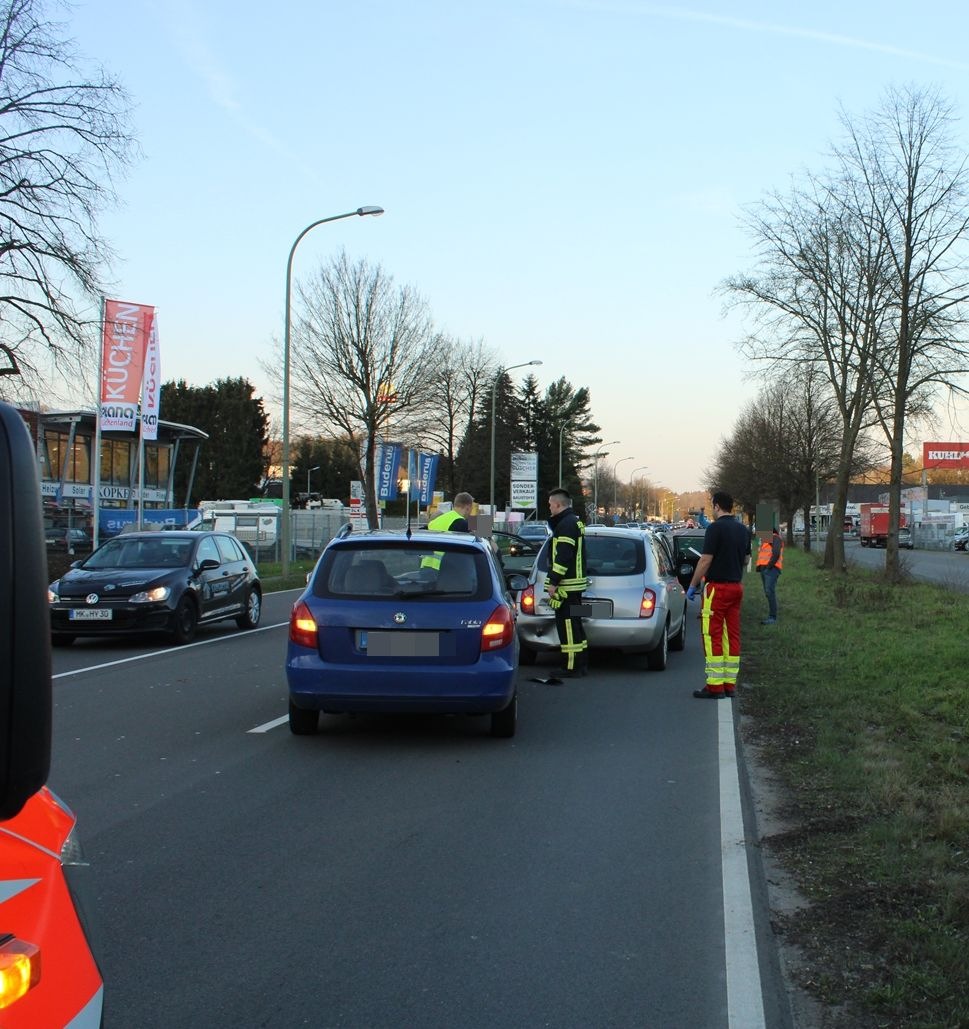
67 0 969 492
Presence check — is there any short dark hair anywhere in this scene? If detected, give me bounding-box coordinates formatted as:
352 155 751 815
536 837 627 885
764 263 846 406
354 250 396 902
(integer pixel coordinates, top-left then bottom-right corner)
549 488 571 505
711 490 734 512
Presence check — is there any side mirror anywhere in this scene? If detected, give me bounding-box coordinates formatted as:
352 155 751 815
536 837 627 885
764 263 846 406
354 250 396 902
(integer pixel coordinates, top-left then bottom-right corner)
506 574 529 592
0 402 52 819
198 558 220 572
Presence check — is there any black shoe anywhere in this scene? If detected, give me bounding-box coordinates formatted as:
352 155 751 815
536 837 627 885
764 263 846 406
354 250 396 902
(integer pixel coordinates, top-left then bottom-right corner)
693 687 724 699
559 666 588 678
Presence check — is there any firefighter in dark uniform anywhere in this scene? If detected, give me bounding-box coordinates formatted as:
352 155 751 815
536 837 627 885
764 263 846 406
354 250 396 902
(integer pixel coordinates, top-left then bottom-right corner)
545 488 589 677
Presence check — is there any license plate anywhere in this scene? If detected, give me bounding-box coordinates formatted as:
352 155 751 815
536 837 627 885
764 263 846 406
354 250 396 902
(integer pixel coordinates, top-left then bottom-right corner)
361 630 440 657
580 599 613 618
69 608 112 621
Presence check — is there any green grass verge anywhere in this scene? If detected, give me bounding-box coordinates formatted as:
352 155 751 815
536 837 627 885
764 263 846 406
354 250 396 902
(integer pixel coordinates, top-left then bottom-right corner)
258 559 316 593
741 548 969 1028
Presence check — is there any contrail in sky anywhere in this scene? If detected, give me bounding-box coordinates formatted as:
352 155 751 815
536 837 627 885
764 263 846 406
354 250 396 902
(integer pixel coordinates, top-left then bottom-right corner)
564 1 969 72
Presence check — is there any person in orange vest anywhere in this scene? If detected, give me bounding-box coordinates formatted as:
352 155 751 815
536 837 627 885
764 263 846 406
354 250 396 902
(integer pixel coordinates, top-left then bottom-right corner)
755 526 783 624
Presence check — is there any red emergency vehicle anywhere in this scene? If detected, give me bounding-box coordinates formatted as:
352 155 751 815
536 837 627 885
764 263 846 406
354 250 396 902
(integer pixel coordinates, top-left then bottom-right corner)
0 402 103 1026
859 503 908 548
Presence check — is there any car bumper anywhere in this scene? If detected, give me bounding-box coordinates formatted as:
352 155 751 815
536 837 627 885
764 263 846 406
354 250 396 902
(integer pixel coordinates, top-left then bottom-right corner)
50 602 176 635
517 613 666 654
286 649 517 713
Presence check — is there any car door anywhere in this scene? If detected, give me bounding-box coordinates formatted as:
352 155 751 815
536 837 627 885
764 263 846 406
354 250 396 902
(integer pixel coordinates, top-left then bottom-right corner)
214 534 250 613
194 535 231 619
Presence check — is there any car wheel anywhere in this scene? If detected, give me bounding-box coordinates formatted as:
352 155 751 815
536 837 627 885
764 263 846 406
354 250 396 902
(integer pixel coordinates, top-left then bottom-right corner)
52 633 75 647
236 588 261 630
170 597 198 645
519 644 537 666
669 604 686 652
490 692 517 738
646 621 669 671
289 699 319 735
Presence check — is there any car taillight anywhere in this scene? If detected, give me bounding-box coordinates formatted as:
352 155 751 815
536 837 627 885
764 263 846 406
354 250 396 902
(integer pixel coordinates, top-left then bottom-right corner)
639 588 657 618
481 605 514 651
0 939 40 1010
289 600 318 648
519 584 536 614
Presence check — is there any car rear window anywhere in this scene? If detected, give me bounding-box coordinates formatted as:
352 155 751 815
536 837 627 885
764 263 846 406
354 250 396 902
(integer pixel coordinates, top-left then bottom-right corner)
314 543 492 600
536 534 645 576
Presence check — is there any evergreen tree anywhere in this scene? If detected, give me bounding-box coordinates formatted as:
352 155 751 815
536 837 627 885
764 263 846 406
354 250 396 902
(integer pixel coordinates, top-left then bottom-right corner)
160 377 268 502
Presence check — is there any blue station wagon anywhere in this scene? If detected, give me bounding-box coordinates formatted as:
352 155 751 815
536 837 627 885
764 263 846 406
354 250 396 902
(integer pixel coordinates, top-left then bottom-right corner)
286 530 519 737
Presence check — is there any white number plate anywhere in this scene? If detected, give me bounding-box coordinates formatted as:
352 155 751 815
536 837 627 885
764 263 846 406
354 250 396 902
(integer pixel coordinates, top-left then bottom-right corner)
69 608 113 621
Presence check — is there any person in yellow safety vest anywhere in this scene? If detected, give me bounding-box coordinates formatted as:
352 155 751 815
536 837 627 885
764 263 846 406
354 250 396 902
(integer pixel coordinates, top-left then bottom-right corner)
545 487 589 678
755 526 784 624
421 492 474 570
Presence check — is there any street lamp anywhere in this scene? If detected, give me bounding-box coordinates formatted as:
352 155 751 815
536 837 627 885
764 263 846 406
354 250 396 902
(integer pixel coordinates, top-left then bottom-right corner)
306 465 320 496
281 206 383 573
592 440 620 522
613 456 633 513
631 465 649 517
489 360 543 516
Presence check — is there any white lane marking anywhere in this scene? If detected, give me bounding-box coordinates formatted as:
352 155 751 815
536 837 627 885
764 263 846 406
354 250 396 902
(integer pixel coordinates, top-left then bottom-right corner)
720 699 767 1028
52 622 290 679
247 714 289 734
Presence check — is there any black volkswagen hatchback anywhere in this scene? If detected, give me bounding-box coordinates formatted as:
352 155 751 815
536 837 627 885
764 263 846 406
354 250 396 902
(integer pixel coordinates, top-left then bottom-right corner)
48 530 262 646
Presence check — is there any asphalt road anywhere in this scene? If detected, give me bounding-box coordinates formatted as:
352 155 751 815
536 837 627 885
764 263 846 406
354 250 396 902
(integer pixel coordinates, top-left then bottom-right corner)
50 590 792 1029
836 538 969 591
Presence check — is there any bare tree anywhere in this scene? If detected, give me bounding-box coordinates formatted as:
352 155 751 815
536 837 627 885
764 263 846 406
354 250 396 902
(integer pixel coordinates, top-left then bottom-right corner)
287 251 439 528
838 86 969 581
0 0 134 399
724 165 895 572
417 336 498 494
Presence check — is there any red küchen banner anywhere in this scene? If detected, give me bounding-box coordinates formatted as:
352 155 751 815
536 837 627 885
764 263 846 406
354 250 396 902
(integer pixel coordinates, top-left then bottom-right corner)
923 442 969 471
100 300 154 432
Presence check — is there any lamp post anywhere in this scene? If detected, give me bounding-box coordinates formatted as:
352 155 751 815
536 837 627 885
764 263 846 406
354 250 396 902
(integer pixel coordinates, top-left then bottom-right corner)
489 360 542 517
630 465 649 518
306 465 320 496
281 206 383 573
591 440 620 523
613 456 633 514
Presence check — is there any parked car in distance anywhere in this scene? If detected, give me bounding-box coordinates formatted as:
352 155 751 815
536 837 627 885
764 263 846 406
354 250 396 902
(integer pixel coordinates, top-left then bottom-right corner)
517 525 687 671
286 530 520 737
897 528 914 550
44 526 91 550
953 527 969 551
48 530 262 646
515 521 551 542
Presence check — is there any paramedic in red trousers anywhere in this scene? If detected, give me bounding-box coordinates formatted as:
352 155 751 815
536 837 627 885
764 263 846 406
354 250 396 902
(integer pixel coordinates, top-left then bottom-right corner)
756 526 783 625
685 490 751 699
545 488 589 677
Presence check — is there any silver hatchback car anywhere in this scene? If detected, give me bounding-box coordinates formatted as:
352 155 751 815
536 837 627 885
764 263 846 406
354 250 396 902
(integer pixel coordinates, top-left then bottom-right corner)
516 525 687 671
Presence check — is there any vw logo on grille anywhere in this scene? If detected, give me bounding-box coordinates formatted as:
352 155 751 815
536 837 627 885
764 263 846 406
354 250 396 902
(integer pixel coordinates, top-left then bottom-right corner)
85 593 99 605
394 612 407 624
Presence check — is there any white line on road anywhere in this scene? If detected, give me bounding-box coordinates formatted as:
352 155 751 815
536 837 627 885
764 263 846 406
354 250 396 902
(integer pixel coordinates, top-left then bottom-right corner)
52 622 290 679
247 714 289 734
720 699 767 1029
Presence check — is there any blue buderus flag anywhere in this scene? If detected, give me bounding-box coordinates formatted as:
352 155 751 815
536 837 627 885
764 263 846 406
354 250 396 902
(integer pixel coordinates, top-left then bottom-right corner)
419 453 439 504
377 443 402 501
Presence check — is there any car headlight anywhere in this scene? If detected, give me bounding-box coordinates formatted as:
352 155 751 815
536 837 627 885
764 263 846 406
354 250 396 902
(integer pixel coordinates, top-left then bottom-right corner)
130 585 171 604
48 582 60 603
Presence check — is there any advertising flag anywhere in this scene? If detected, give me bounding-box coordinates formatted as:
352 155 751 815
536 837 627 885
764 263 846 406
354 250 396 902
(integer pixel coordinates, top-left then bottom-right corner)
376 443 402 501
419 453 439 504
141 314 161 441
923 441 969 471
100 300 154 432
